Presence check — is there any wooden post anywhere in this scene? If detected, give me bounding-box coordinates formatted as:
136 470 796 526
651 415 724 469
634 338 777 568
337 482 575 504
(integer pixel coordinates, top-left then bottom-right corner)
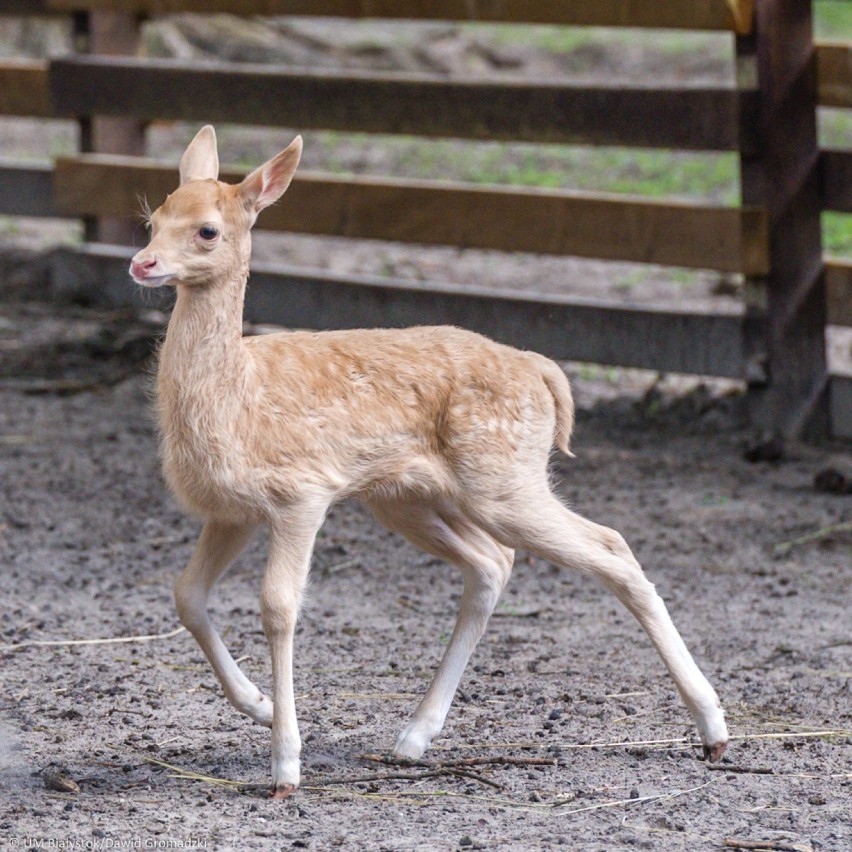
737 0 828 445
76 10 146 245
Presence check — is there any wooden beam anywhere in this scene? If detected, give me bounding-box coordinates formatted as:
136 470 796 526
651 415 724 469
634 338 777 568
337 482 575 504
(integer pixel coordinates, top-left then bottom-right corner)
84 10 147 244
821 148 852 213
826 257 852 327
0 1 56 12
0 61 52 117
0 160 58 217
52 154 769 274
49 56 752 152
52 242 747 378
737 0 828 439
38 1 754 32
816 40 852 108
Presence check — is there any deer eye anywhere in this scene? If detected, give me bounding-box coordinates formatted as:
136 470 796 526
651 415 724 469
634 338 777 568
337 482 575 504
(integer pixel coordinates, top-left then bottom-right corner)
198 225 219 241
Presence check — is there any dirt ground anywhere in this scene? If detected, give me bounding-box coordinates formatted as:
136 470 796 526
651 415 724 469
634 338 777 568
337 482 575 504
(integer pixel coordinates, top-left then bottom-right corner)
0 292 850 852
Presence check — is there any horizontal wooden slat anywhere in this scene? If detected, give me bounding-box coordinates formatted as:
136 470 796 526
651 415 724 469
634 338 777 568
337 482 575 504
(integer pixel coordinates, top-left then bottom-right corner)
817 41 852 109
34 1 754 33
52 242 747 377
826 257 852 328
49 56 752 152
821 148 852 213
0 60 52 117
0 160 58 217
52 154 769 274
0 0 56 12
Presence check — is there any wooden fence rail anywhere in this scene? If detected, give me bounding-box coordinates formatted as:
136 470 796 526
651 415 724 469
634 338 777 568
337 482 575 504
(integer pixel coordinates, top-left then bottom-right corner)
0 0 849 438
0 0 756 33
48 56 756 152
51 155 771 274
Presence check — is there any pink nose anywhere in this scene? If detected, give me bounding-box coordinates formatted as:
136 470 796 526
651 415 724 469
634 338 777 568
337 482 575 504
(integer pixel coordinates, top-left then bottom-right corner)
130 255 157 279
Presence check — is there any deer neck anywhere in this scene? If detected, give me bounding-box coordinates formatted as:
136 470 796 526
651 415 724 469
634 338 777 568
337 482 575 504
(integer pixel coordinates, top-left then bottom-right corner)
157 269 253 413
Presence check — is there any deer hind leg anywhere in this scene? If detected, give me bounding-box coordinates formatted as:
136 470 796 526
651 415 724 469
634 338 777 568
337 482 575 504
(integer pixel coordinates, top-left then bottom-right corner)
467 489 728 761
174 519 273 727
368 497 514 760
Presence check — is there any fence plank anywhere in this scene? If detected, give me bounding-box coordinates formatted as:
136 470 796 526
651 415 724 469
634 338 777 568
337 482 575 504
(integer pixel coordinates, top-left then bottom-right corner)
52 154 769 274
737 1 828 439
817 41 852 109
0 1 56 11
0 61 52 118
49 56 751 152
0 161 58 217
826 257 852 328
35 1 753 32
821 148 852 213
53 242 746 377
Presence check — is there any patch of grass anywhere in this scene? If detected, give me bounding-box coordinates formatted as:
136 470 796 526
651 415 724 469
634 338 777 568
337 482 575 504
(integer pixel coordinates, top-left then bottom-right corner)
815 1 852 39
308 132 739 204
468 24 725 60
819 109 852 149
823 212 852 258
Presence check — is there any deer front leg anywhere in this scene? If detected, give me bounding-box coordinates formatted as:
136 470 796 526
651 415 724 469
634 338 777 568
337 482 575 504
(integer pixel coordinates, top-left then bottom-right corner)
174 520 274 726
261 503 326 799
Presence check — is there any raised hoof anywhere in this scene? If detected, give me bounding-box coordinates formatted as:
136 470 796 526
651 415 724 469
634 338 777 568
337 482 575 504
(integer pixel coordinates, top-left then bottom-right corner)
269 783 297 800
703 741 728 763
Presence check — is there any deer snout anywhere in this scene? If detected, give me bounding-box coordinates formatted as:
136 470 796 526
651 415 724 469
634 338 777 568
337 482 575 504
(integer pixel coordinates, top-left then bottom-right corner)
130 252 172 286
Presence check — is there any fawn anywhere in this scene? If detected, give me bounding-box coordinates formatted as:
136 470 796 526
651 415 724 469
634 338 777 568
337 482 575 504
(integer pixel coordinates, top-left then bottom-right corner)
129 126 728 798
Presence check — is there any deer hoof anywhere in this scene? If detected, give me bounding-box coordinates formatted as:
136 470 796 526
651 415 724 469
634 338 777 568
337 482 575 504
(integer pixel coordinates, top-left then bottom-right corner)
703 741 728 763
269 783 297 800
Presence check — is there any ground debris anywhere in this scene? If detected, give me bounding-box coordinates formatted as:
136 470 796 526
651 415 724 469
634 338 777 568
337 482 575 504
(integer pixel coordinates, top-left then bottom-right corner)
43 767 80 794
724 838 813 852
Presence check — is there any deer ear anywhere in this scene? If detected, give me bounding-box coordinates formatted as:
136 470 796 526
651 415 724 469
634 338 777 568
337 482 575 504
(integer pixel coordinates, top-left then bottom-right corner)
238 136 302 220
179 125 219 185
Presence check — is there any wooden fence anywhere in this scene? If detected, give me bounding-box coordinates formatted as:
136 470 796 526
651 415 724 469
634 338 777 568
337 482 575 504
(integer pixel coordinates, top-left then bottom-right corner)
0 1 850 437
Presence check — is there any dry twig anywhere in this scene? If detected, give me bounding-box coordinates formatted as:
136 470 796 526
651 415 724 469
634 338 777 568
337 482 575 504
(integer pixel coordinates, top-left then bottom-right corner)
1 626 186 652
724 838 813 852
773 521 852 555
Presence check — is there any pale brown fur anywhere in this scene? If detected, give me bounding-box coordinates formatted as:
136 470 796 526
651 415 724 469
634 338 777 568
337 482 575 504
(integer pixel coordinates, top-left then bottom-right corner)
130 127 727 798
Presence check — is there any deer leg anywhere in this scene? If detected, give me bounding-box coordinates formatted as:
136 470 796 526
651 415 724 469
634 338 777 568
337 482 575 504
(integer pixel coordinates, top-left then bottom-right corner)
174 519 273 726
261 501 327 799
368 498 514 760
468 491 728 761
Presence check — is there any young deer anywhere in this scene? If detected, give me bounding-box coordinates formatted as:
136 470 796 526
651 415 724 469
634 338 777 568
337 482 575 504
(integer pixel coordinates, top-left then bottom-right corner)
130 126 728 798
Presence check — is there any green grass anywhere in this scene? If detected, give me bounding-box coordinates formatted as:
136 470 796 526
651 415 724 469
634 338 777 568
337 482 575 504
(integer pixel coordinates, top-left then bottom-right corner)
815 1 852 39
464 23 727 60
823 212 852 256
309 131 740 204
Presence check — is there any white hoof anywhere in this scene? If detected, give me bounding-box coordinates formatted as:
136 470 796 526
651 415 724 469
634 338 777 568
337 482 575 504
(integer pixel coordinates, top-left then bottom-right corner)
694 701 729 762
271 755 300 791
392 723 433 760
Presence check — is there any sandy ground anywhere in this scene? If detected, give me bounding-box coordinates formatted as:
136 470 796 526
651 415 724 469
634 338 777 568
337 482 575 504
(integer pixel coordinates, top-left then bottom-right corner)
0 295 850 852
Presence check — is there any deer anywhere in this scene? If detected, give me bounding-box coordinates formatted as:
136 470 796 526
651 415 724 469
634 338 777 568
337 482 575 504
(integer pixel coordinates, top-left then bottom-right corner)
129 126 728 799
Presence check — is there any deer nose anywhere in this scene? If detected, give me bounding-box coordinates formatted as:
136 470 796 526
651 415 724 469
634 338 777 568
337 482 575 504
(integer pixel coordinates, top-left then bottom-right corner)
130 255 157 279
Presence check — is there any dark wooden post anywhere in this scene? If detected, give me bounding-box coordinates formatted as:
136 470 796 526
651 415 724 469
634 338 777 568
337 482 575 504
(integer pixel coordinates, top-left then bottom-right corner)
75 10 146 245
737 0 828 445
